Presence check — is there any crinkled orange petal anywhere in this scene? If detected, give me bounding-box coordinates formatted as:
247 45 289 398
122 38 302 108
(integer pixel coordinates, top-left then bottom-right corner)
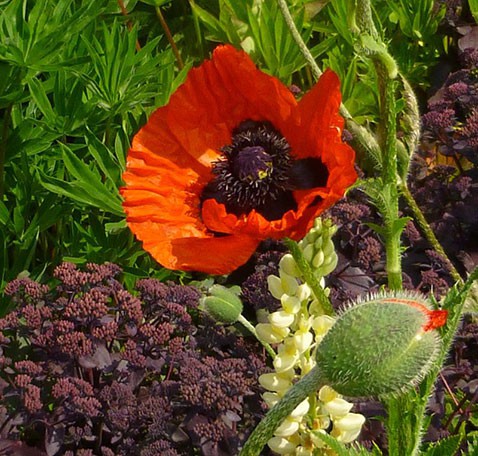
201 68 356 242
125 217 260 275
122 45 357 273
202 198 301 239
122 45 302 273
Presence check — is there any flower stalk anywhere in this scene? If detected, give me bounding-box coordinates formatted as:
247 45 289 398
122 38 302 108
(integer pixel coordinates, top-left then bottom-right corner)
0 103 12 199
155 6 184 70
284 237 334 316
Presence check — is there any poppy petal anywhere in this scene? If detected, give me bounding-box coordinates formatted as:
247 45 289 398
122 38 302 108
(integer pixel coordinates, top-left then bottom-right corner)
127 217 260 275
122 45 357 274
287 69 344 159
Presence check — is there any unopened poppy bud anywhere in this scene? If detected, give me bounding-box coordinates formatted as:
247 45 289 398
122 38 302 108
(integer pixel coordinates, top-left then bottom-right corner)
202 285 243 324
315 293 447 397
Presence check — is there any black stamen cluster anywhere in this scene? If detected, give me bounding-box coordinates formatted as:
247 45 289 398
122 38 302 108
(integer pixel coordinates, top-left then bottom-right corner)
209 121 295 219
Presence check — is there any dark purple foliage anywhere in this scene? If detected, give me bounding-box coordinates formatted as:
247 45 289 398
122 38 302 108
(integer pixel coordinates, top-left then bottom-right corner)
0 262 267 456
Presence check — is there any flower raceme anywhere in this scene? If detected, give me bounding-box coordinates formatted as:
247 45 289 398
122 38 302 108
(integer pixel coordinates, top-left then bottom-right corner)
121 45 357 274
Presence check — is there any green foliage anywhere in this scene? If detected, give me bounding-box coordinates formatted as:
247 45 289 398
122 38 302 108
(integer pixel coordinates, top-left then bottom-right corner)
470 0 478 24
0 0 190 295
315 432 383 455
421 434 462 456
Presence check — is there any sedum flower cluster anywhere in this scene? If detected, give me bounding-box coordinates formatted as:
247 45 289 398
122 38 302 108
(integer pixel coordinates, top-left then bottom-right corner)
0 262 268 456
255 219 365 455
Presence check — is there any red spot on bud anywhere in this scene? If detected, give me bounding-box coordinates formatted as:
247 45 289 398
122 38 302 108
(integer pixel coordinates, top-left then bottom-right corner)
382 297 448 332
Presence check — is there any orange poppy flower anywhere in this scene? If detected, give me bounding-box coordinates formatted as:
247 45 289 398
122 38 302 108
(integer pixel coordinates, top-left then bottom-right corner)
121 45 357 275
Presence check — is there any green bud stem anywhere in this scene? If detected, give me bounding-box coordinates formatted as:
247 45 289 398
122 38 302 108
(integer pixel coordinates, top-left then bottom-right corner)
376 65 402 291
277 0 382 168
400 184 462 285
239 366 322 456
284 238 334 316
237 314 277 360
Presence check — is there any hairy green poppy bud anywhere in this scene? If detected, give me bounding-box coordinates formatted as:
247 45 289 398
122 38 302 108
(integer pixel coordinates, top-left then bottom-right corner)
315 293 447 398
202 285 243 324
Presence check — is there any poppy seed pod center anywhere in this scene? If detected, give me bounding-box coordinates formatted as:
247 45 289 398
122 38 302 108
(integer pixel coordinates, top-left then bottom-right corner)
202 120 296 220
202 120 330 222
233 146 273 182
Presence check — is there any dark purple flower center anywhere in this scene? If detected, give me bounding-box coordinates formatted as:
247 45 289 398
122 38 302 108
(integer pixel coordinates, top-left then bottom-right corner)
201 120 329 221
233 146 273 182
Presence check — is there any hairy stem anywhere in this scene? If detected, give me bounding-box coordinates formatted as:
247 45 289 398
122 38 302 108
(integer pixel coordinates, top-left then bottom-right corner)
277 0 381 174
401 184 462 284
239 366 323 456
379 74 402 291
284 238 334 316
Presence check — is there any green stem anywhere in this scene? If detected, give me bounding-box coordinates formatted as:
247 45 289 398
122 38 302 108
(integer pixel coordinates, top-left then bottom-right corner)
379 71 402 291
277 0 382 174
277 0 321 81
239 366 323 456
284 238 334 316
355 0 378 38
401 184 462 284
155 6 184 70
237 314 276 360
0 104 13 199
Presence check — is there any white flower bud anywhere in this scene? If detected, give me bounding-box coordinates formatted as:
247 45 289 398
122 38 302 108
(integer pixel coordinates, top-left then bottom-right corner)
333 413 366 432
268 275 284 300
322 239 335 258
318 385 339 403
256 323 289 344
323 397 353 418
296 283 311 301
274 417 300 437
279 254 300 277
302 243 315 262
312 250 325 268
269 310 295 328
293 330 314 353
262 391 281 407
312 315 335 336
267 436 297 455
281 295 301 314
259 372 292 392
273 351 299 373
290 398 310 419
314 235 323 250
280 271 299 296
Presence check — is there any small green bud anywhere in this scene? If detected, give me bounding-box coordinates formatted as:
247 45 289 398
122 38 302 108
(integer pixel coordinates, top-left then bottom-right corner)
302 244 315 263
312 250 324 268
202 285 243 324
315 294 444 398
